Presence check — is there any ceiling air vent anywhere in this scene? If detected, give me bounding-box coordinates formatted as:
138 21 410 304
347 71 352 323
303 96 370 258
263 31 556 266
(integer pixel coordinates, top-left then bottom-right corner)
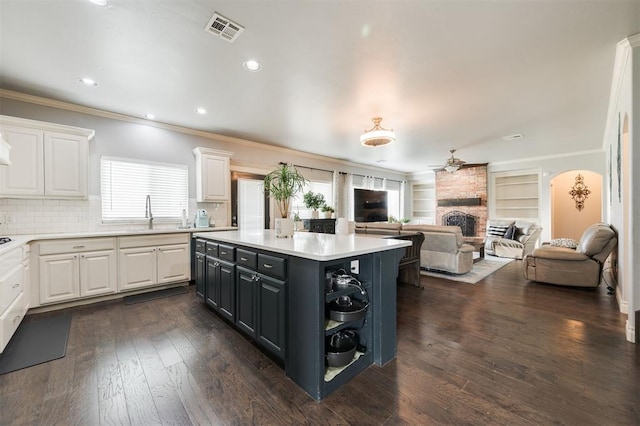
501 133 524 141
204 12 244 43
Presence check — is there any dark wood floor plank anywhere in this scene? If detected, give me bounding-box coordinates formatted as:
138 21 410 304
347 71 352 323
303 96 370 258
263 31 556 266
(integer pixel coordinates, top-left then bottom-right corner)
1 259 637 426
166 361 225 425
98 392 131 426
116 338 162 426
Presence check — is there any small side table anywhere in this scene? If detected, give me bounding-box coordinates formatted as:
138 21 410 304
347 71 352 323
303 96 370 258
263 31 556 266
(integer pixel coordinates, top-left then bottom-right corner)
464 238 485 263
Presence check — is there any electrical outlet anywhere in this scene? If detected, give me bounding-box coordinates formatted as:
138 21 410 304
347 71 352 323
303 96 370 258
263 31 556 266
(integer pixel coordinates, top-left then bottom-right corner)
350 260 359 275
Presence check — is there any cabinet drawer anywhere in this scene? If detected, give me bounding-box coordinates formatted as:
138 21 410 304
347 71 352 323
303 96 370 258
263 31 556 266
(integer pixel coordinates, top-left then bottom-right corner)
258 254 286 280
217 244 235 262
119 233 189 249
39 237 115 255
195 239 206 254
0 246 22 277
0 291 28 353
236 249 257 270
205 241 219 258
0 264 24 314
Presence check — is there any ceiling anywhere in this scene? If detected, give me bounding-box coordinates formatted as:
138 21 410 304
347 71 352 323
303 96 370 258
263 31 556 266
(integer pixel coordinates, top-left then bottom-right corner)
1 1 638 174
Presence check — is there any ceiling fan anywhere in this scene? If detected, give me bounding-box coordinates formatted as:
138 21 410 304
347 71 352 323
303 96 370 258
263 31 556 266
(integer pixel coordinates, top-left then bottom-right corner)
429 149 467 173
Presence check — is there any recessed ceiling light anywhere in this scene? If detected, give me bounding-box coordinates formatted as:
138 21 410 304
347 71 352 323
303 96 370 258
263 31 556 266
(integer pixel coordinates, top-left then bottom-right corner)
502 133 524 141
78 77 98 87
196 108 207 115
243 60 262 72
88 0 109 6
145 113 156 120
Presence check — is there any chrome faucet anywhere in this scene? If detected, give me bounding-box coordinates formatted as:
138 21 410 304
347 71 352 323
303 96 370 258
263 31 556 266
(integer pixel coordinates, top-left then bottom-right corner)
145 195 153 229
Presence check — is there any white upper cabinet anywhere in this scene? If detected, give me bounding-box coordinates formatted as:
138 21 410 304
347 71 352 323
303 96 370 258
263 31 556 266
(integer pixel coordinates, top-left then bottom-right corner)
193 147 232 202
0 115 94 199
0 130 11 166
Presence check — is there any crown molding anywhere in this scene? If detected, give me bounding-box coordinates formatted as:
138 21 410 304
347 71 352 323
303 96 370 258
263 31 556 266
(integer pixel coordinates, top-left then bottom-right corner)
602 33 640 150
487 149 604 167
0 89 407 178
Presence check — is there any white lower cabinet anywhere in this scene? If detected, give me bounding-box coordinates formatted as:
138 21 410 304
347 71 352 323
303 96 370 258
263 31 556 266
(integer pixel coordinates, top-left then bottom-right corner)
0 246 28 353
118 247 157 291
118 234 190 292
38 238 117 305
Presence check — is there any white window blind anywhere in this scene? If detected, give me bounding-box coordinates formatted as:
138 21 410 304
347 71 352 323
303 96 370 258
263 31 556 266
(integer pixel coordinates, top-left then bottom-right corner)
101 157 188 221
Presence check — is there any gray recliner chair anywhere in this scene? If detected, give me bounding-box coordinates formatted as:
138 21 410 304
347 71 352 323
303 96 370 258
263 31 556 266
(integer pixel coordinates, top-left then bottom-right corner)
523 223 617 287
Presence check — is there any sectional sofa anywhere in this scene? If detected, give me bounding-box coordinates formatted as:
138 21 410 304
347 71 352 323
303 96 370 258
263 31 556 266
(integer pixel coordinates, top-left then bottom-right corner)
355 222 474 274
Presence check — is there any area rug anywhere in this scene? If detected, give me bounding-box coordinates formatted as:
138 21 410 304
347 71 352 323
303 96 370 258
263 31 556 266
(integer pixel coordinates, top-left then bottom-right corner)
123 286 188 305
420 256 514 284
0 314 71 375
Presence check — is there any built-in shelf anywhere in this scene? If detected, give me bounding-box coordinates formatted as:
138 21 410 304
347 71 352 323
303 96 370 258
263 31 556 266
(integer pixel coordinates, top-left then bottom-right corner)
412 181 435 223
491 170 540 221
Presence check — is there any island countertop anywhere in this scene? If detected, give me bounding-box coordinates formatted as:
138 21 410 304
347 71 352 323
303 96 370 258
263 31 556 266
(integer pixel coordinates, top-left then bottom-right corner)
193 229 411 261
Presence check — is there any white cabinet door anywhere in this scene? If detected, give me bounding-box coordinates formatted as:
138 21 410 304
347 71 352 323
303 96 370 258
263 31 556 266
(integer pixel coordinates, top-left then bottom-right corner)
157 243 190 284
39 253 80 304
44 131 88 198
193 148 232 202
118 247 157 291
201 155 230 201
80 250 117 297
0 125 44 196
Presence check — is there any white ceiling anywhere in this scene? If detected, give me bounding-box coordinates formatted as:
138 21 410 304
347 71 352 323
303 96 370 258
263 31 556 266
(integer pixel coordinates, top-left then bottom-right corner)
1 0 638 173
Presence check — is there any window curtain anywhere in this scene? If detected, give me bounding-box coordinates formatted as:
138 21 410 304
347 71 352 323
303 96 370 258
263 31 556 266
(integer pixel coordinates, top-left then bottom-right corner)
346 173 354 220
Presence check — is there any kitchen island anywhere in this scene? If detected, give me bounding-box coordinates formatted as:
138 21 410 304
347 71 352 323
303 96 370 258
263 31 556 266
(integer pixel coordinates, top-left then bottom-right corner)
192 229 410 400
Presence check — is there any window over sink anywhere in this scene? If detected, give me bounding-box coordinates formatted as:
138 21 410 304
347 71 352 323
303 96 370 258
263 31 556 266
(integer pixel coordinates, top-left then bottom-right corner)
100 157 188 222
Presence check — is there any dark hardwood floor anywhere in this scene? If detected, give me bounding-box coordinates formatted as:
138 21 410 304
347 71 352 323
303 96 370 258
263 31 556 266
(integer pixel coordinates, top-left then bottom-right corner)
1 260 638 425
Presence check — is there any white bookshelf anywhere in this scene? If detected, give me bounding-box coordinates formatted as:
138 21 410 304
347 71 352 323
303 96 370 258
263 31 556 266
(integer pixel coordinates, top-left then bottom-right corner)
490 170 540 220
411 181 435 224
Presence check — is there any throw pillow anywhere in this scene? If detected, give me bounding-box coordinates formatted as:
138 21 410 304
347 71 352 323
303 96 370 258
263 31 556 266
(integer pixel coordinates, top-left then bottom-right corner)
549 238 578 249
487 225 509 237
503 225 517 240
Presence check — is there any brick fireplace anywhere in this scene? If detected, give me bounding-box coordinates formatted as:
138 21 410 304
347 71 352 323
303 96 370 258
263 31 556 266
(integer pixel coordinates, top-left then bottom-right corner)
435 164 488 238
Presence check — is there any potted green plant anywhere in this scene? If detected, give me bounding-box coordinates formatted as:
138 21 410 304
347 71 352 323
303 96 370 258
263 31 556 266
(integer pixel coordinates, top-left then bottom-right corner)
263 164 308 237
321 204 335 218
303 191 325 219
293 210 304 231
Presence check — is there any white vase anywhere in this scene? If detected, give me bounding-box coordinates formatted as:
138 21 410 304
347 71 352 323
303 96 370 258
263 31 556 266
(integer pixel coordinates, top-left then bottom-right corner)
275 218 294 238
311 210 319 219
324 211 332 218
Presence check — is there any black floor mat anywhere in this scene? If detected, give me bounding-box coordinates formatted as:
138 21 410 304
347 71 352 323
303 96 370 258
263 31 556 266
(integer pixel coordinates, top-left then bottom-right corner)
123 286 188 305
0 314 71 375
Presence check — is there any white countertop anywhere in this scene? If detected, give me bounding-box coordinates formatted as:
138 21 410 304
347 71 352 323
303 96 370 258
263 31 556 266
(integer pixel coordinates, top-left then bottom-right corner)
193 230 411 261
0 226 237 256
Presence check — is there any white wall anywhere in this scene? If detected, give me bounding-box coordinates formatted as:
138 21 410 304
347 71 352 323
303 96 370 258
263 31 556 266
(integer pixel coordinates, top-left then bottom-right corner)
0 96 409 234
602 35 639 342
550 170 602 240
488 150 606 244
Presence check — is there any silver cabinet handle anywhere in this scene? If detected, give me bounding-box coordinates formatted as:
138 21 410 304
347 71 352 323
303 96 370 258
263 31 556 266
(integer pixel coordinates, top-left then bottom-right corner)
72 245 85 249
220 251 227 255
263 263 273 269
240 257 248 261
12 283 19 288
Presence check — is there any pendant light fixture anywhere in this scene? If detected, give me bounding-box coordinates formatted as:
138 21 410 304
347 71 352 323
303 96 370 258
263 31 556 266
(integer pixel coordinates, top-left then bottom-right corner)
360 117 396 147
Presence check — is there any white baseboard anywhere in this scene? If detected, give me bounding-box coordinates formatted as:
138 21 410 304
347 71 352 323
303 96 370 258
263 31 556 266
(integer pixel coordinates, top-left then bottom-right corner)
614 283 628 313
626 320 636 343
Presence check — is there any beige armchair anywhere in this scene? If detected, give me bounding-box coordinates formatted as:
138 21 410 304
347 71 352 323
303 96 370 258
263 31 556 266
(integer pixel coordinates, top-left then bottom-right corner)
523 223 617 287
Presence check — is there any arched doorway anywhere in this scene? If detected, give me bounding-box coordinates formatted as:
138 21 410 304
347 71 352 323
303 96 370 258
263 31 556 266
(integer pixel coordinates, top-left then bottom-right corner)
550 170 603 240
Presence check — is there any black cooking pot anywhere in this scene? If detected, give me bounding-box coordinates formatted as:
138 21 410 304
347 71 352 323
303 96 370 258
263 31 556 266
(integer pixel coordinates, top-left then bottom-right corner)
326 330 358 367
327 295 368 322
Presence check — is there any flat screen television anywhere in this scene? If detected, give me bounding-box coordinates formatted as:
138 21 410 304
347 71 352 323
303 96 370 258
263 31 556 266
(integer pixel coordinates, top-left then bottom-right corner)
354 189 388 222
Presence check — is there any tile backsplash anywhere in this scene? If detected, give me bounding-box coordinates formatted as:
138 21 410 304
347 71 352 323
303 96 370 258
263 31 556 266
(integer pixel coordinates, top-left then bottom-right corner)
0 196 229 235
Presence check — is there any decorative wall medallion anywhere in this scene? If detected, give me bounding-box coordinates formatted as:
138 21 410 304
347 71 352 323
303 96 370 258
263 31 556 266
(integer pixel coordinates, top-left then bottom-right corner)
569 174 591 211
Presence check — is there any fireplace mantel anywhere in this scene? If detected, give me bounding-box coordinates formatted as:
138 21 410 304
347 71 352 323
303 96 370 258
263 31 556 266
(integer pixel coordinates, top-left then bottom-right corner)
437 197 482 207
